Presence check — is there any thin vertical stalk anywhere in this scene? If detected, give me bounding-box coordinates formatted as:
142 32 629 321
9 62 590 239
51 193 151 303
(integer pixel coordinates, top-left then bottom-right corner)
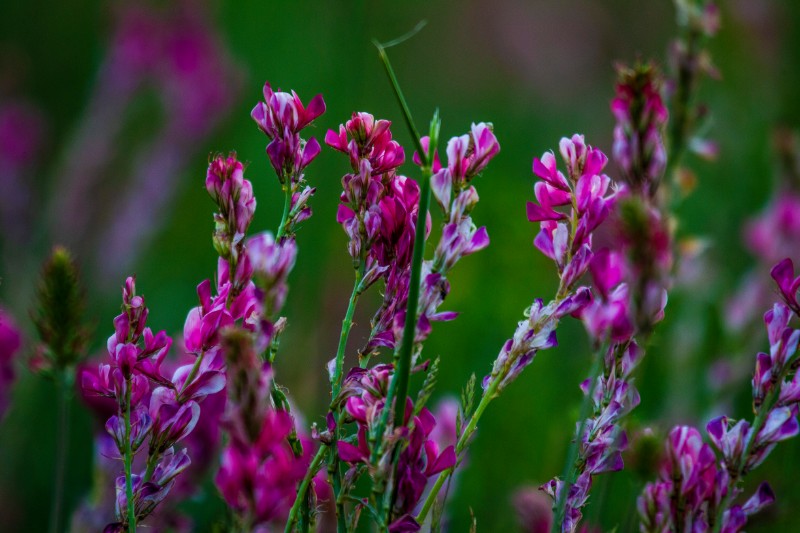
276 181 293 240
49 370 70 533
124 376 137 533
285 445 327 533
369 38 436 462
331 265 364 398
551 343 606 533
391 171 431 429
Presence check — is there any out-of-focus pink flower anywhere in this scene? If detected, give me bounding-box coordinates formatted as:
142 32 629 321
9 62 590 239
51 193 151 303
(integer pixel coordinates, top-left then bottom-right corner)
0 308 22 420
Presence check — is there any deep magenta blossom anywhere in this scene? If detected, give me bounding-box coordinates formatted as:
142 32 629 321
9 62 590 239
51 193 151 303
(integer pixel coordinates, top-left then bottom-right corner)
81 277 202 531
215 410 308 526
640 263 800 532
326 111 405 175
251 82 325 179
215 331 314 528
336 363 455 532
206 152 256 239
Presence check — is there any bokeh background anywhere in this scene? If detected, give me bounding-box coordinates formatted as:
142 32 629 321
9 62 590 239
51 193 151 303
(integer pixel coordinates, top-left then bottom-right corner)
1 0 800 531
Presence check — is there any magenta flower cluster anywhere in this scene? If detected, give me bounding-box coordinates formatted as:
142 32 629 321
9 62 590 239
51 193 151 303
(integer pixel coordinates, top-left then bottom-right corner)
487 135 619 395
336 363 456 531
639 259 800 532
8 8 793 529
82 279 199 532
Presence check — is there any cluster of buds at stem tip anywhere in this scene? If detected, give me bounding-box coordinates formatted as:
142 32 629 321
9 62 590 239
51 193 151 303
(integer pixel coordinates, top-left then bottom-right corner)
206 152 255 272
485 135 619 394
252 82 326 239
638 258 800 532
326 112 407 275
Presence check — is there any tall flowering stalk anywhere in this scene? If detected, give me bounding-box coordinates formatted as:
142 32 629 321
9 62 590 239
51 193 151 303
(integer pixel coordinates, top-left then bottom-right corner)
638 258 800 532
545 63 672 532
325 111 407 393
206 83 325 532
321 111 410 531
81 278 176 532
418 134 617 524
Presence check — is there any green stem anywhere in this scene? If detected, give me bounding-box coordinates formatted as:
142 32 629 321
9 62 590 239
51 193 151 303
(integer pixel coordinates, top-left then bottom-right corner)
392 169 431 429
276 182 293 240
329 448 348 533
416 373 501 523
331 265 364 398
373 43 426 159
324 266 365 532
551 344 606 533
144 455 157 483
124 376 137 533
49 370 70 533
284 445 327 533
368 38 435 464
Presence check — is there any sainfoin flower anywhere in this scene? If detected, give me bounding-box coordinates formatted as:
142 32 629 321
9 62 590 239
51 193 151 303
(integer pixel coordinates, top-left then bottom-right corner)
252 82 326 239
214 328 314 528
335 363 456 532
81 277 185 530
485 135 617 395
611 62 667 198
639 259 800 532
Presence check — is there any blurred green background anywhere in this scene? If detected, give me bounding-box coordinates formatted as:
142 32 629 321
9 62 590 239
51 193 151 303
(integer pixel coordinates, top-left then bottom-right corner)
1 0 800 531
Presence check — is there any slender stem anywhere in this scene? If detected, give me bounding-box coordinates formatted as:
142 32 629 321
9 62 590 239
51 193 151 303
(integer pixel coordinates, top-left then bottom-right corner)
124 376 137 533
323 266 366 532
393 170 431 429
551 343 606 533
144 455 158 483
368 40 434 464
276 181 293 240
298 488 311 533
373 43 426 162
416 373 501 523
331 265 364 398
329 448 348 533
49 370 70 533
285 445 327 533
